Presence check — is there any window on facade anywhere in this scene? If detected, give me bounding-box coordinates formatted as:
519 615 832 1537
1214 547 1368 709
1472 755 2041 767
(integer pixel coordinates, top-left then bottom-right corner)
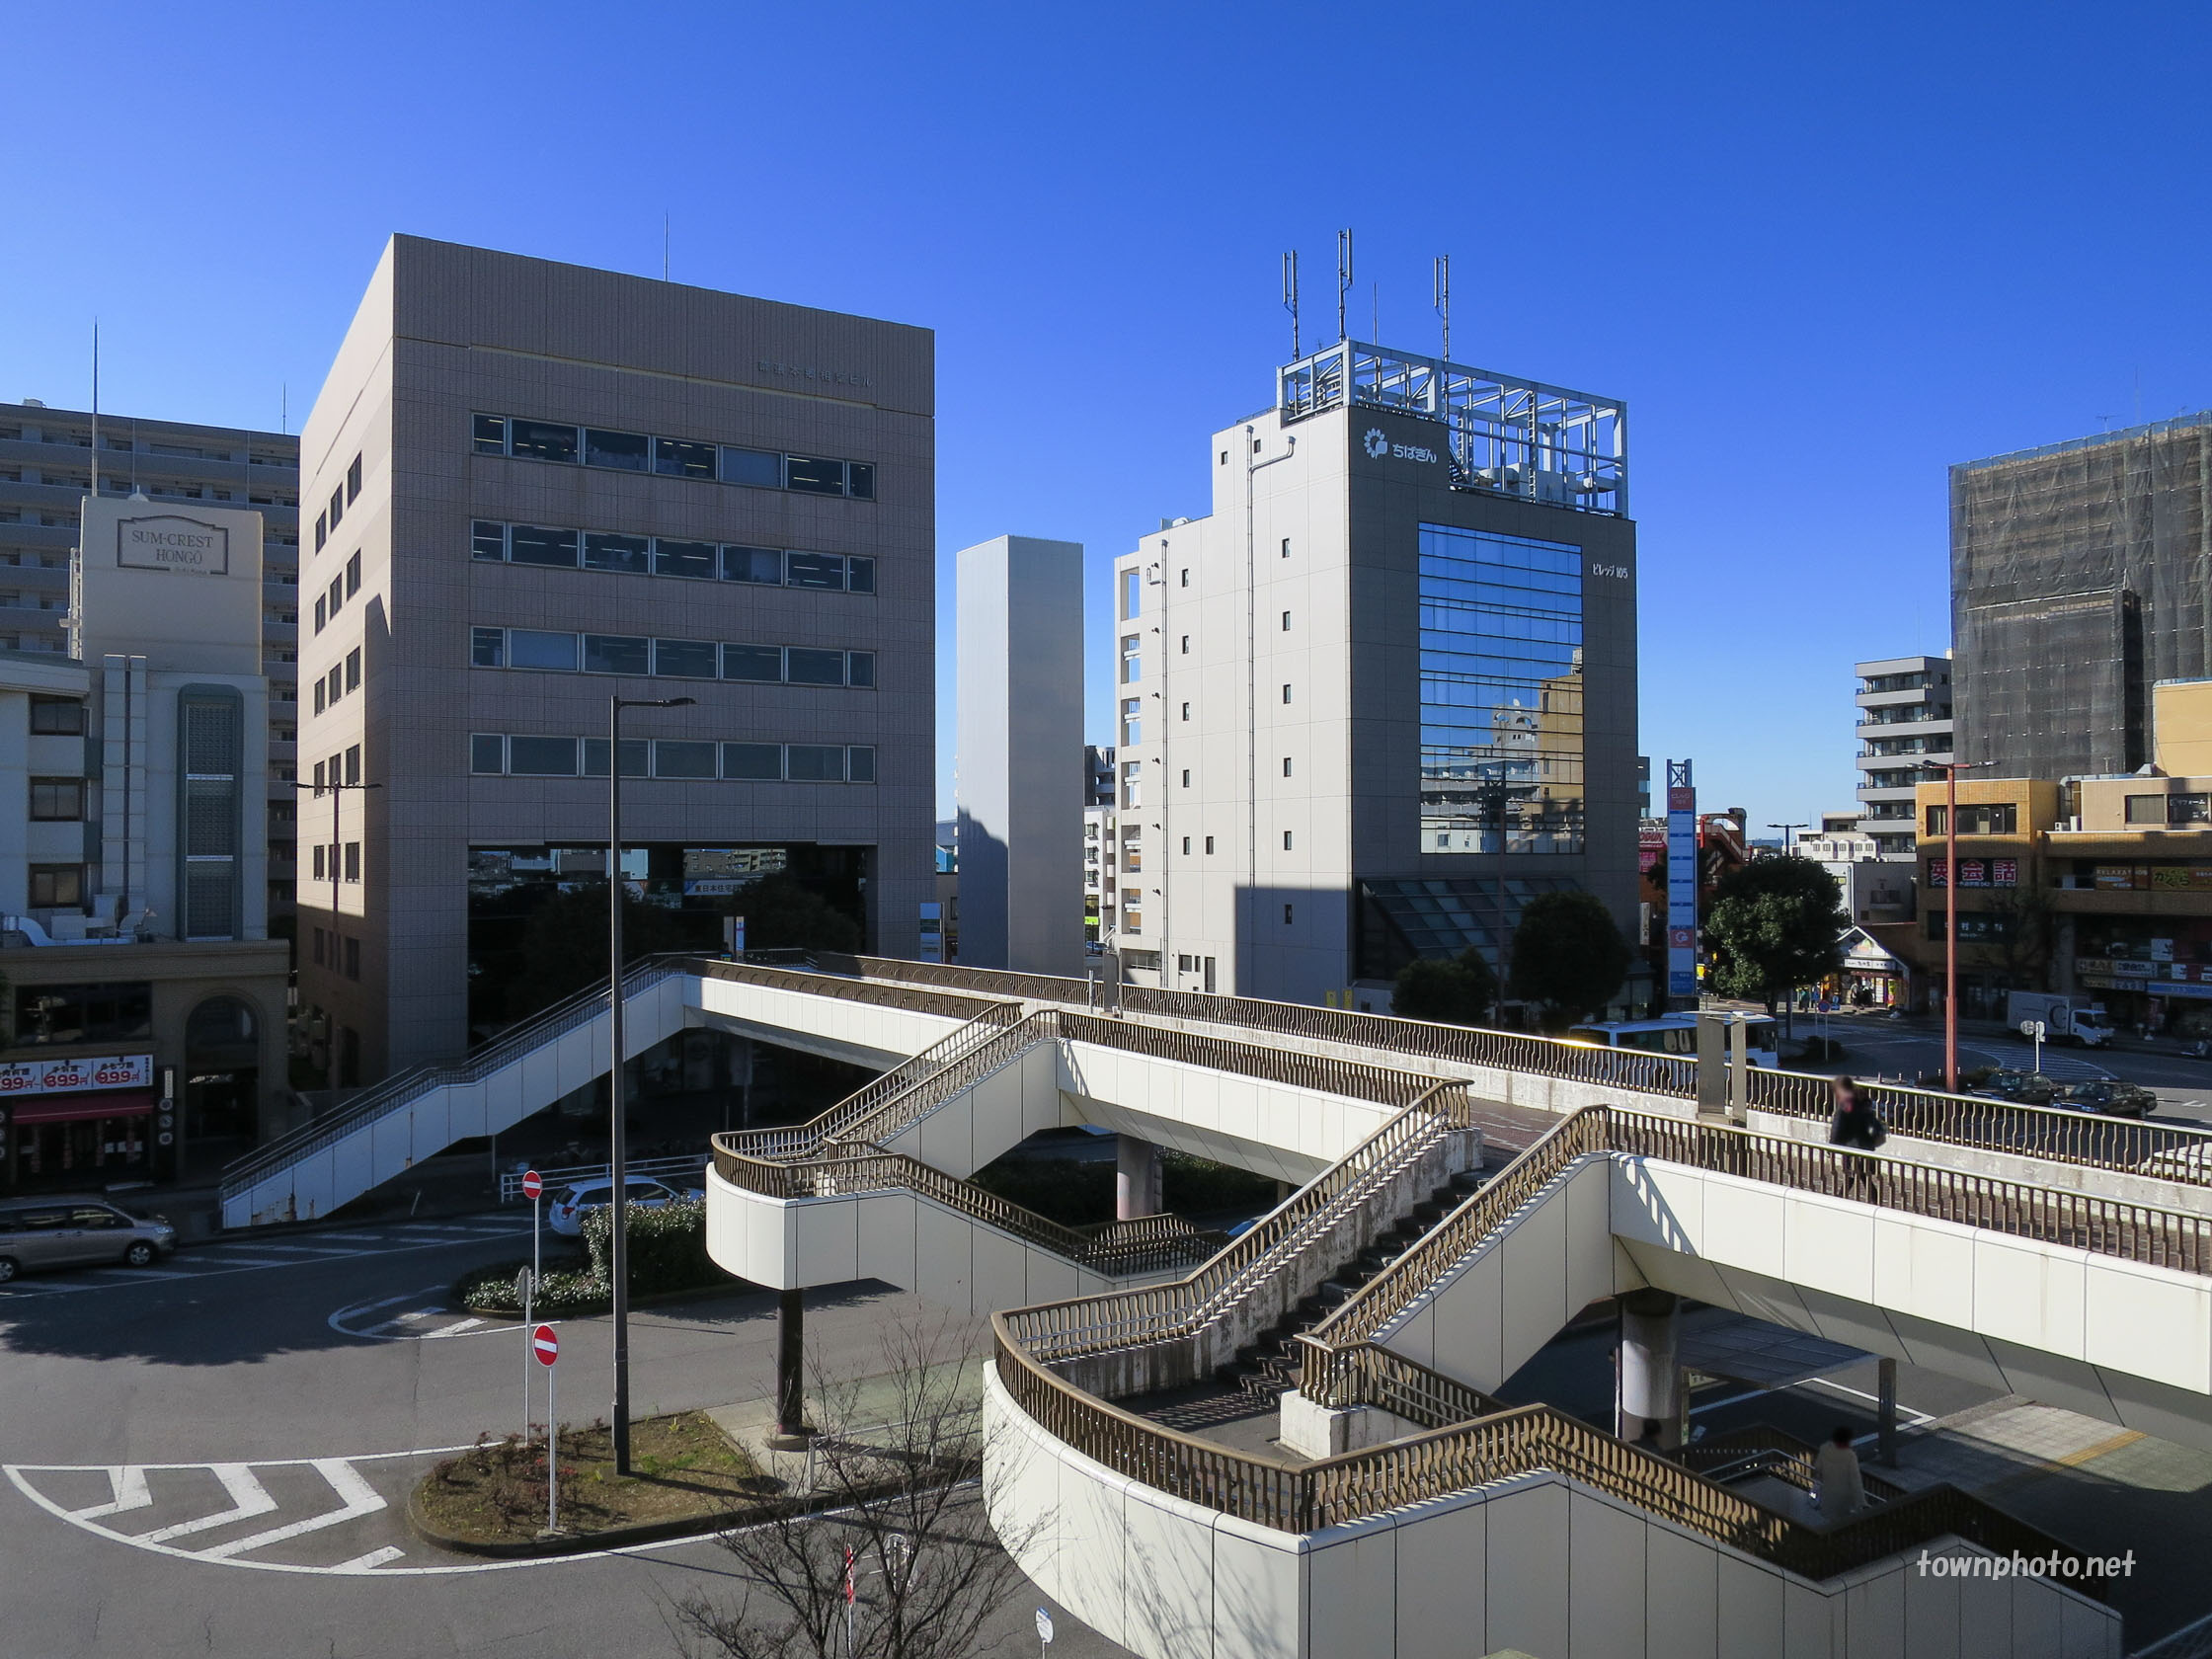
720 447 782 488
2173 794 2211 824
654 740 719 779
29 778 82 821
14 978 149 1041
784 552 846 591
470 735 506 774
1180 635 1189 655
847 557 876 592
786 648 847 686
845 462 875 501
509 629 580 671
1180 569 1190 588
345 936 360 981
2124 796 2164 826
312 680 327 713
28 864 84 908
328 486 344 531
508 736 579 775
847 746 877 782
653 437 717 479
312 844 326 879
1283 756 1294 776
1205 835 1215 854
471 628 506 669
1282 684 1293 703
583 634 651 676
346 552 360 595
723 644 783 682
346 453 362 502
1121 569 1141 620
583 532 651 575
786 745 845 782
327 578 344 620
654 638 718 678
344 842 360 882
846 652 876 689
584 429 649 471
346 648 361 691
325 667 342 706
472 415 508 455
313 595 326 633
723 545 784 585
723 743 783 780
345 745 360 786
1122 636 1141 683
509 420 580 464
472 521 507 562
1282 610 1292 630
784 454 846 495
509 524 581 569
1284 904 1295 924
1281 538 1291 559
653 539 717 581
1283 830 1294 849
579 738 651 778
314 513 327 552
29 695 83 735
1180 702 1190 721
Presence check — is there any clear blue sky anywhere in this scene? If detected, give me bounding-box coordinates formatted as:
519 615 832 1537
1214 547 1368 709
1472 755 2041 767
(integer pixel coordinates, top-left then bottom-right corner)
6 3 2209 830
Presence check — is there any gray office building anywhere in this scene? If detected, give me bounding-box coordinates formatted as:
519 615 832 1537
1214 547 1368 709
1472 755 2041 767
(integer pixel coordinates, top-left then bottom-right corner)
1953 413 2212 780
297 236 933 1078
1112 339 1639 1007
0 403 302 918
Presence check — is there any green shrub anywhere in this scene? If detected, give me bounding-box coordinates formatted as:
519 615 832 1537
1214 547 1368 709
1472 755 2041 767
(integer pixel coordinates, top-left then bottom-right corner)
454 1199 722 1314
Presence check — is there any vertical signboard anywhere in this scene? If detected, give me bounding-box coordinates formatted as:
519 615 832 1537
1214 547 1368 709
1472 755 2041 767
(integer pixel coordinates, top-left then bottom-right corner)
1666 759 1698 1001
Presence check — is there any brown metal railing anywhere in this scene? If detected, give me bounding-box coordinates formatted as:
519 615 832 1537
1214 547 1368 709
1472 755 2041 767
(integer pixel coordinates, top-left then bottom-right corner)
1676 1423 1910 1504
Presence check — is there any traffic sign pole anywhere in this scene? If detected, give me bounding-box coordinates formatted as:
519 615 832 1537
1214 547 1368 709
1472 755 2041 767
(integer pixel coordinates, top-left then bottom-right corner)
532 1323 561 1535
520 1171 543 1449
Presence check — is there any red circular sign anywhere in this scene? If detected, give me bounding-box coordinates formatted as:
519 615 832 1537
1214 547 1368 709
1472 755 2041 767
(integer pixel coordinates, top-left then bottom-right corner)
521 1169 543 1200
531 1324 559 1367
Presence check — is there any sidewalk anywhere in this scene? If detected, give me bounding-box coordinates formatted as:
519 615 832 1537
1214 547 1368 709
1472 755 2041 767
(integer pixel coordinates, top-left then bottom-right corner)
703 1355 987 1498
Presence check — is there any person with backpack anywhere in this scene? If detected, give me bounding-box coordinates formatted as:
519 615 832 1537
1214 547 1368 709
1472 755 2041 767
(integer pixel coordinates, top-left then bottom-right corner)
1827 1074 1887 1199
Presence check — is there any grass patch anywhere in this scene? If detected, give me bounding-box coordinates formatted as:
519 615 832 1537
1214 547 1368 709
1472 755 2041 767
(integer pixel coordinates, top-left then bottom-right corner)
414 1411 779 1545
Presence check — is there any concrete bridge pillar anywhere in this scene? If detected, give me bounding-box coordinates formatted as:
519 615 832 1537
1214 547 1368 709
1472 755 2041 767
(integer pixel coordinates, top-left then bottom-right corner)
767 1288 813 1449
1116 1135 1162 1220
1617 1288 1683 1450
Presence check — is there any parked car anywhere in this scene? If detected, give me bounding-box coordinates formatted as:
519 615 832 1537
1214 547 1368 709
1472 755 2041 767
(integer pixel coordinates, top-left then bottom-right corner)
1975 1068 2058 1106
0 1197 177 1282
2054 1080 2157 1120
546 1176 701 1237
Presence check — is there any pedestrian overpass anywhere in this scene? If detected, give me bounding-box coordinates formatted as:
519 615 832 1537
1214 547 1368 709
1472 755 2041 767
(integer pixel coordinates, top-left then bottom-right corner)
224 953 2212 1656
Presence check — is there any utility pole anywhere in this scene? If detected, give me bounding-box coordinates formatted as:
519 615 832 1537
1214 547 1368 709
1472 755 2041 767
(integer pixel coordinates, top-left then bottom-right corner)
1931 762 1985 1092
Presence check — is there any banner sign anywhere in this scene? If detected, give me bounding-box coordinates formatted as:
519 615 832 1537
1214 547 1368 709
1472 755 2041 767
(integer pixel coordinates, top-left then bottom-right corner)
0 1053 154 1098
1666 762 1698 998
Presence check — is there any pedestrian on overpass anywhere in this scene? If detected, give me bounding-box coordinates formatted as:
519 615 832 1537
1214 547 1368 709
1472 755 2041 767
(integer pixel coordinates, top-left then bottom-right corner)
1827 1074 1886 1202
1811 1425 1867 1519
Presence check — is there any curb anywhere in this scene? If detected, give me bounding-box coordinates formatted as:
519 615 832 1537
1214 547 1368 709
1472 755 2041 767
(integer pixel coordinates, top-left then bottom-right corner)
405 1482 782 1558
456 1277 754 1321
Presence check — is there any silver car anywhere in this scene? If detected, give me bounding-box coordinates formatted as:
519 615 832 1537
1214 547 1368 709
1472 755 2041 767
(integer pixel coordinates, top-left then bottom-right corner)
0 1197 178 1281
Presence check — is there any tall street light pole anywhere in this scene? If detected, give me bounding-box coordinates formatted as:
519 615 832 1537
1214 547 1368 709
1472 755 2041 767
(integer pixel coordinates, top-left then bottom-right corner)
296 776 380 1099
1931 761 1985 1092
1768 822 1807 857
608 693 693 1476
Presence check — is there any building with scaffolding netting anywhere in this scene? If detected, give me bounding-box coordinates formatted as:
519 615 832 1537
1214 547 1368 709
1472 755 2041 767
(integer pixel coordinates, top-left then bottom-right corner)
1952 414 2212 782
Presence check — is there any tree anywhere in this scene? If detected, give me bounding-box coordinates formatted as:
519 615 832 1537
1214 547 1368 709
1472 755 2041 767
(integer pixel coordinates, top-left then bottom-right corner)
1703 855 1849 1012
1508 891 1632 1030
502 885 699 1022
1390 948 1498 1025
674 1317 1045 1659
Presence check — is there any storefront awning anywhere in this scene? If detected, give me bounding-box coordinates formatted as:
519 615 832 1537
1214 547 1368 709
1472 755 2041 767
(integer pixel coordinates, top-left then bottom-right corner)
9 1090 155 1126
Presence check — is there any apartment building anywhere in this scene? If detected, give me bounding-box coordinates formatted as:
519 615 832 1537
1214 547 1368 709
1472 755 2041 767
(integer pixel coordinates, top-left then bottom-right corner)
1854 654 1952 860
1111 339 1639 1006
296 236 934 1078
0 401 301 919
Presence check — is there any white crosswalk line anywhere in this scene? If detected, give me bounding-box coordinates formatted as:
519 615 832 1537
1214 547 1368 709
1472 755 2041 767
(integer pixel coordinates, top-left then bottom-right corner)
70 1465 151 1521
423 1316 485 1339
76 1268 193 1283
198 1459 385 1560
330 1544 406 1572
132 1463 276 1543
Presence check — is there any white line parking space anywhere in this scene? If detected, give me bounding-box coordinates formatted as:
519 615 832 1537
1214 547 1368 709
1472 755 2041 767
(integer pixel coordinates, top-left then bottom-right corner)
0 1216 537 1301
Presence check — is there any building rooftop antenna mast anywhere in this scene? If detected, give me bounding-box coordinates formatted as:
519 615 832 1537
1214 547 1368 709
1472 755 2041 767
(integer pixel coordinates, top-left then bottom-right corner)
1335 230 1354 343
1433 255 1450 363
1282 251 1301 361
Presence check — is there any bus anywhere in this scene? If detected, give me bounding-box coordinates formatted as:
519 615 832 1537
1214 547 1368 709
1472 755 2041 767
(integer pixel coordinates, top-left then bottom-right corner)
1564 1014 1780 1069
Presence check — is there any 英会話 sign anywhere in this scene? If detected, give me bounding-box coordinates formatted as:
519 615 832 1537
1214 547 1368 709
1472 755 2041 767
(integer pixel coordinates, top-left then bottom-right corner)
0 1054 153 1097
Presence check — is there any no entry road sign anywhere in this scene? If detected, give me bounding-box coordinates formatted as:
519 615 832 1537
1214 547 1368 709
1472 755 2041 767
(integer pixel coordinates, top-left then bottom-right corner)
532 1324 559 1367
521 1169 542 1201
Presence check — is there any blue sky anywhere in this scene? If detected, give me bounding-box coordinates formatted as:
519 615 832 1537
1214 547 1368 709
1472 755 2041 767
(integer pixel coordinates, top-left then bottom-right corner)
5 2 2210 829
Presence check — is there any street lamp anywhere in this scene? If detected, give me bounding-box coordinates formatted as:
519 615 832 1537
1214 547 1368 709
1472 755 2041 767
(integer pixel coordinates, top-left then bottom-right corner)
294 776 380 1099
1929 761 1988 1092
607 693 694 1476
1768 822 1808 857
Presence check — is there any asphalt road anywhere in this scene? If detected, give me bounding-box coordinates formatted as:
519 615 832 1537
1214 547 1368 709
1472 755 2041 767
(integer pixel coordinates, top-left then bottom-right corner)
0 1214 1127 1659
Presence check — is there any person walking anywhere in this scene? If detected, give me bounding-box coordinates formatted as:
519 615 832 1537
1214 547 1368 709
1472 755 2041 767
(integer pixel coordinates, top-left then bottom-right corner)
1827 1074 1886 1200
1811 1425 1867 1519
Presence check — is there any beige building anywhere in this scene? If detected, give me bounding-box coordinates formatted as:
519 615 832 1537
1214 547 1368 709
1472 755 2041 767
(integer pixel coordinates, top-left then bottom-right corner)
296 237 935 1079
0 494 287 1191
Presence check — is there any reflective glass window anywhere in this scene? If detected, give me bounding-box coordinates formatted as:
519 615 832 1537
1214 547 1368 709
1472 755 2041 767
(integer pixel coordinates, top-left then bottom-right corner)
653 740 718 779
583 634 650 675
508 736 579 775
508 629 579 671
584 429 649 471
722 743 783 780
785 455 845 495
471 627 506 668
722 644 784 682
653 437 718 479
472 415 508 455
472 521 507 561
845 461 875 500
786 744 845 781
786 648 846 686
720 447 782 488
846 652 876 689
469 735 506 774
508 524 579 568
654 638 718 678
785 552 844 591
653 539 717 580
721 546 783 585
508 420 579 464
581 738 651 777
583 532 650 574
845 556 876 593
846 746 877 783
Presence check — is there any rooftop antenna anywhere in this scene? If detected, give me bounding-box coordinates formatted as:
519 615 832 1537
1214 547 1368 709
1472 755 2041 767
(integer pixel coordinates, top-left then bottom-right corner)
1335 229 1354 343
1281 251 1301 360
89 320 99 496
1371 281 1378 342
1433 255 1451 362
280 382 287 435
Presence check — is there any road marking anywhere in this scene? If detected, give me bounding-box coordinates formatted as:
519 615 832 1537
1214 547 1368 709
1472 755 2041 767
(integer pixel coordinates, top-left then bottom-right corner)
198 1460 385 1560
75 1268 193 1284
0 1224 537 1301
334 1290 425 1318
430 1316 486 1338
132 1463 276 1542
70 1465 151 1521
331 1545 406 1573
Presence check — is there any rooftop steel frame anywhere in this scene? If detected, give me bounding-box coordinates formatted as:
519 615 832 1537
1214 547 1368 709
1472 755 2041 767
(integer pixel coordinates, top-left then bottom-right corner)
1279 339 1627 515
